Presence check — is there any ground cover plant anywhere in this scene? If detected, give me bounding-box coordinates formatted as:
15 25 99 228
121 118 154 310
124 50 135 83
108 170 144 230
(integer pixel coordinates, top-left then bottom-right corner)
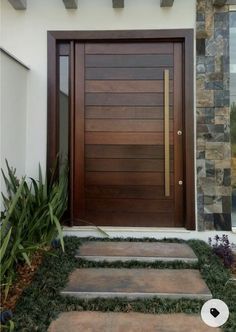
5 237 236 332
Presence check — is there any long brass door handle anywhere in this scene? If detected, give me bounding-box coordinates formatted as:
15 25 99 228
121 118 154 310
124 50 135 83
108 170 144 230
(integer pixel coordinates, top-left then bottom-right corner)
164 69 170 197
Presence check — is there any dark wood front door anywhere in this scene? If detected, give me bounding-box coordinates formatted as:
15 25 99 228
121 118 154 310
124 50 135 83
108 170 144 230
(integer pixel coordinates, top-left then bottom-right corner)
73 41 184 227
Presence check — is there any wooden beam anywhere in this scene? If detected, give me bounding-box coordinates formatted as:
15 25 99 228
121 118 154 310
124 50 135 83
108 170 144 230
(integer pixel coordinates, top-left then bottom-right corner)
160 0 174 7
63 0 78 9
213 0 227 6
113 0 124 8
8 0 26 10
215 0 236 5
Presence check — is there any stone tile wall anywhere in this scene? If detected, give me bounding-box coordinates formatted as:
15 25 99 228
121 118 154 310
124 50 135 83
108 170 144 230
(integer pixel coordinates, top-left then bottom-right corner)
196 0 232 230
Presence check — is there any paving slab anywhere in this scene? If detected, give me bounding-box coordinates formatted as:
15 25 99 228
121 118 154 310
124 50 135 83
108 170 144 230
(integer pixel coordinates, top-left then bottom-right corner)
76 241 198 262
61 268 212 300
48 312 221 332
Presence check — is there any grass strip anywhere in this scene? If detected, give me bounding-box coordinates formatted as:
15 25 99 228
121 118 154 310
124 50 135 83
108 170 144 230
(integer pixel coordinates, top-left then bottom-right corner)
10 237 236 331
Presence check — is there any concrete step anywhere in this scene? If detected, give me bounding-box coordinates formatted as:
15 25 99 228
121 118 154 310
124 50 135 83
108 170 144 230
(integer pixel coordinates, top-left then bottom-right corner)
61 268 212 300
48 312 221 332
76 241 198 263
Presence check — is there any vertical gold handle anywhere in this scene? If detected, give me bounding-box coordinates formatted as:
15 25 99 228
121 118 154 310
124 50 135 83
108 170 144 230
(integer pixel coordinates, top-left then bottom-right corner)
164 69 170 197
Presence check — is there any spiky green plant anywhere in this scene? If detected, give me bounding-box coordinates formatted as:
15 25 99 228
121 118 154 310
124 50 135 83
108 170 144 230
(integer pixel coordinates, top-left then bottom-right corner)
0 159 68 298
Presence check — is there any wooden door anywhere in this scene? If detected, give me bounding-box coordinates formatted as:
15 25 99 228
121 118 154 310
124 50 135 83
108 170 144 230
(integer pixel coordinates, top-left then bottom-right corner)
73 41 183 227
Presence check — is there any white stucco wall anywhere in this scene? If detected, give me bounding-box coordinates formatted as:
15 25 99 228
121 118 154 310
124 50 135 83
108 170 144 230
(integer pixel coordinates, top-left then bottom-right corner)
0 0 196 180
0 52 28 207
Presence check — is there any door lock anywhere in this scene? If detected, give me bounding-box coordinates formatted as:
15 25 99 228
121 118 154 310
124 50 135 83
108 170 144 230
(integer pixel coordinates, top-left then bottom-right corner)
177 130 182 136
178 180 183 185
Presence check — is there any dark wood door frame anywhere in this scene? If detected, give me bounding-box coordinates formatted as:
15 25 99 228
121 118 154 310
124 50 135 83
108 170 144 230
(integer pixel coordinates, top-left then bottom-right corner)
47 29 195 230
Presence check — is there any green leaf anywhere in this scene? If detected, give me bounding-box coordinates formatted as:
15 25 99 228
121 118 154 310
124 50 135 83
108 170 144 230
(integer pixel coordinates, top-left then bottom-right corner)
96 226 110 238
21 251 31 267
9 320 15 332
2 178 25 226
49 157 59 189
3 275 12 299
5 159 18 192
53 216 64 252
42 165 48 199
49 203 54 223
0 227 12 263
30 177 40 202
38 163 43 187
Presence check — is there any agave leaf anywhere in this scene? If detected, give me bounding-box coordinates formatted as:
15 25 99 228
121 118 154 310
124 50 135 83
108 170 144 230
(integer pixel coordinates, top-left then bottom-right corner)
9 320 15 332
21 244 41 251
3 275 12 300
49 203 54 223
4 178 25 221
43 165 48 200
1 169 15 196
38 164 45 201
1 192 10 206
46 227 57 243
49 157 59 189
30 177 40 203
18 244 31 267
5 159 18 192
1 258 14 280
1 179 25 239
23 181 32 196
96 227 109 237
53 215 64 252
38 163 43 187
0 227 12 263
76 218 109 238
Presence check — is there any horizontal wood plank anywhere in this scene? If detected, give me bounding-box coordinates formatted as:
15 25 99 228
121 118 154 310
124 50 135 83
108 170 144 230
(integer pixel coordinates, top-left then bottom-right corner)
85 106 173 119
85 132 173 145
85 198 174 213
85 144 174 159
86 172 174 185
86 55 173 68
80 211 174 227
86 93 173 106
85 185 174 199
85 119 173 132
85 80 173 93
85 43 174 55
86 159 173 172
86 67 174 80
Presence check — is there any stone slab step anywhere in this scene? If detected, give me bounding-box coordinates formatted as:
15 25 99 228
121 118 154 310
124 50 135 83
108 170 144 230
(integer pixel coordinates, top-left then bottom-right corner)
48 312 221 332
61 268 212 300
76 241 198 262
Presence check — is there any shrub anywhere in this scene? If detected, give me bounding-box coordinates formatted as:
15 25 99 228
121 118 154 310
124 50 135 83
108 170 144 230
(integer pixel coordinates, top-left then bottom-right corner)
0 160 68 298
208 234 234 268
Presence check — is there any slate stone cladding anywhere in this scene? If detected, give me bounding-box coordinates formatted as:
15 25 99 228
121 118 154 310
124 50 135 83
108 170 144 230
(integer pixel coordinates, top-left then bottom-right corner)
196 0 232 230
